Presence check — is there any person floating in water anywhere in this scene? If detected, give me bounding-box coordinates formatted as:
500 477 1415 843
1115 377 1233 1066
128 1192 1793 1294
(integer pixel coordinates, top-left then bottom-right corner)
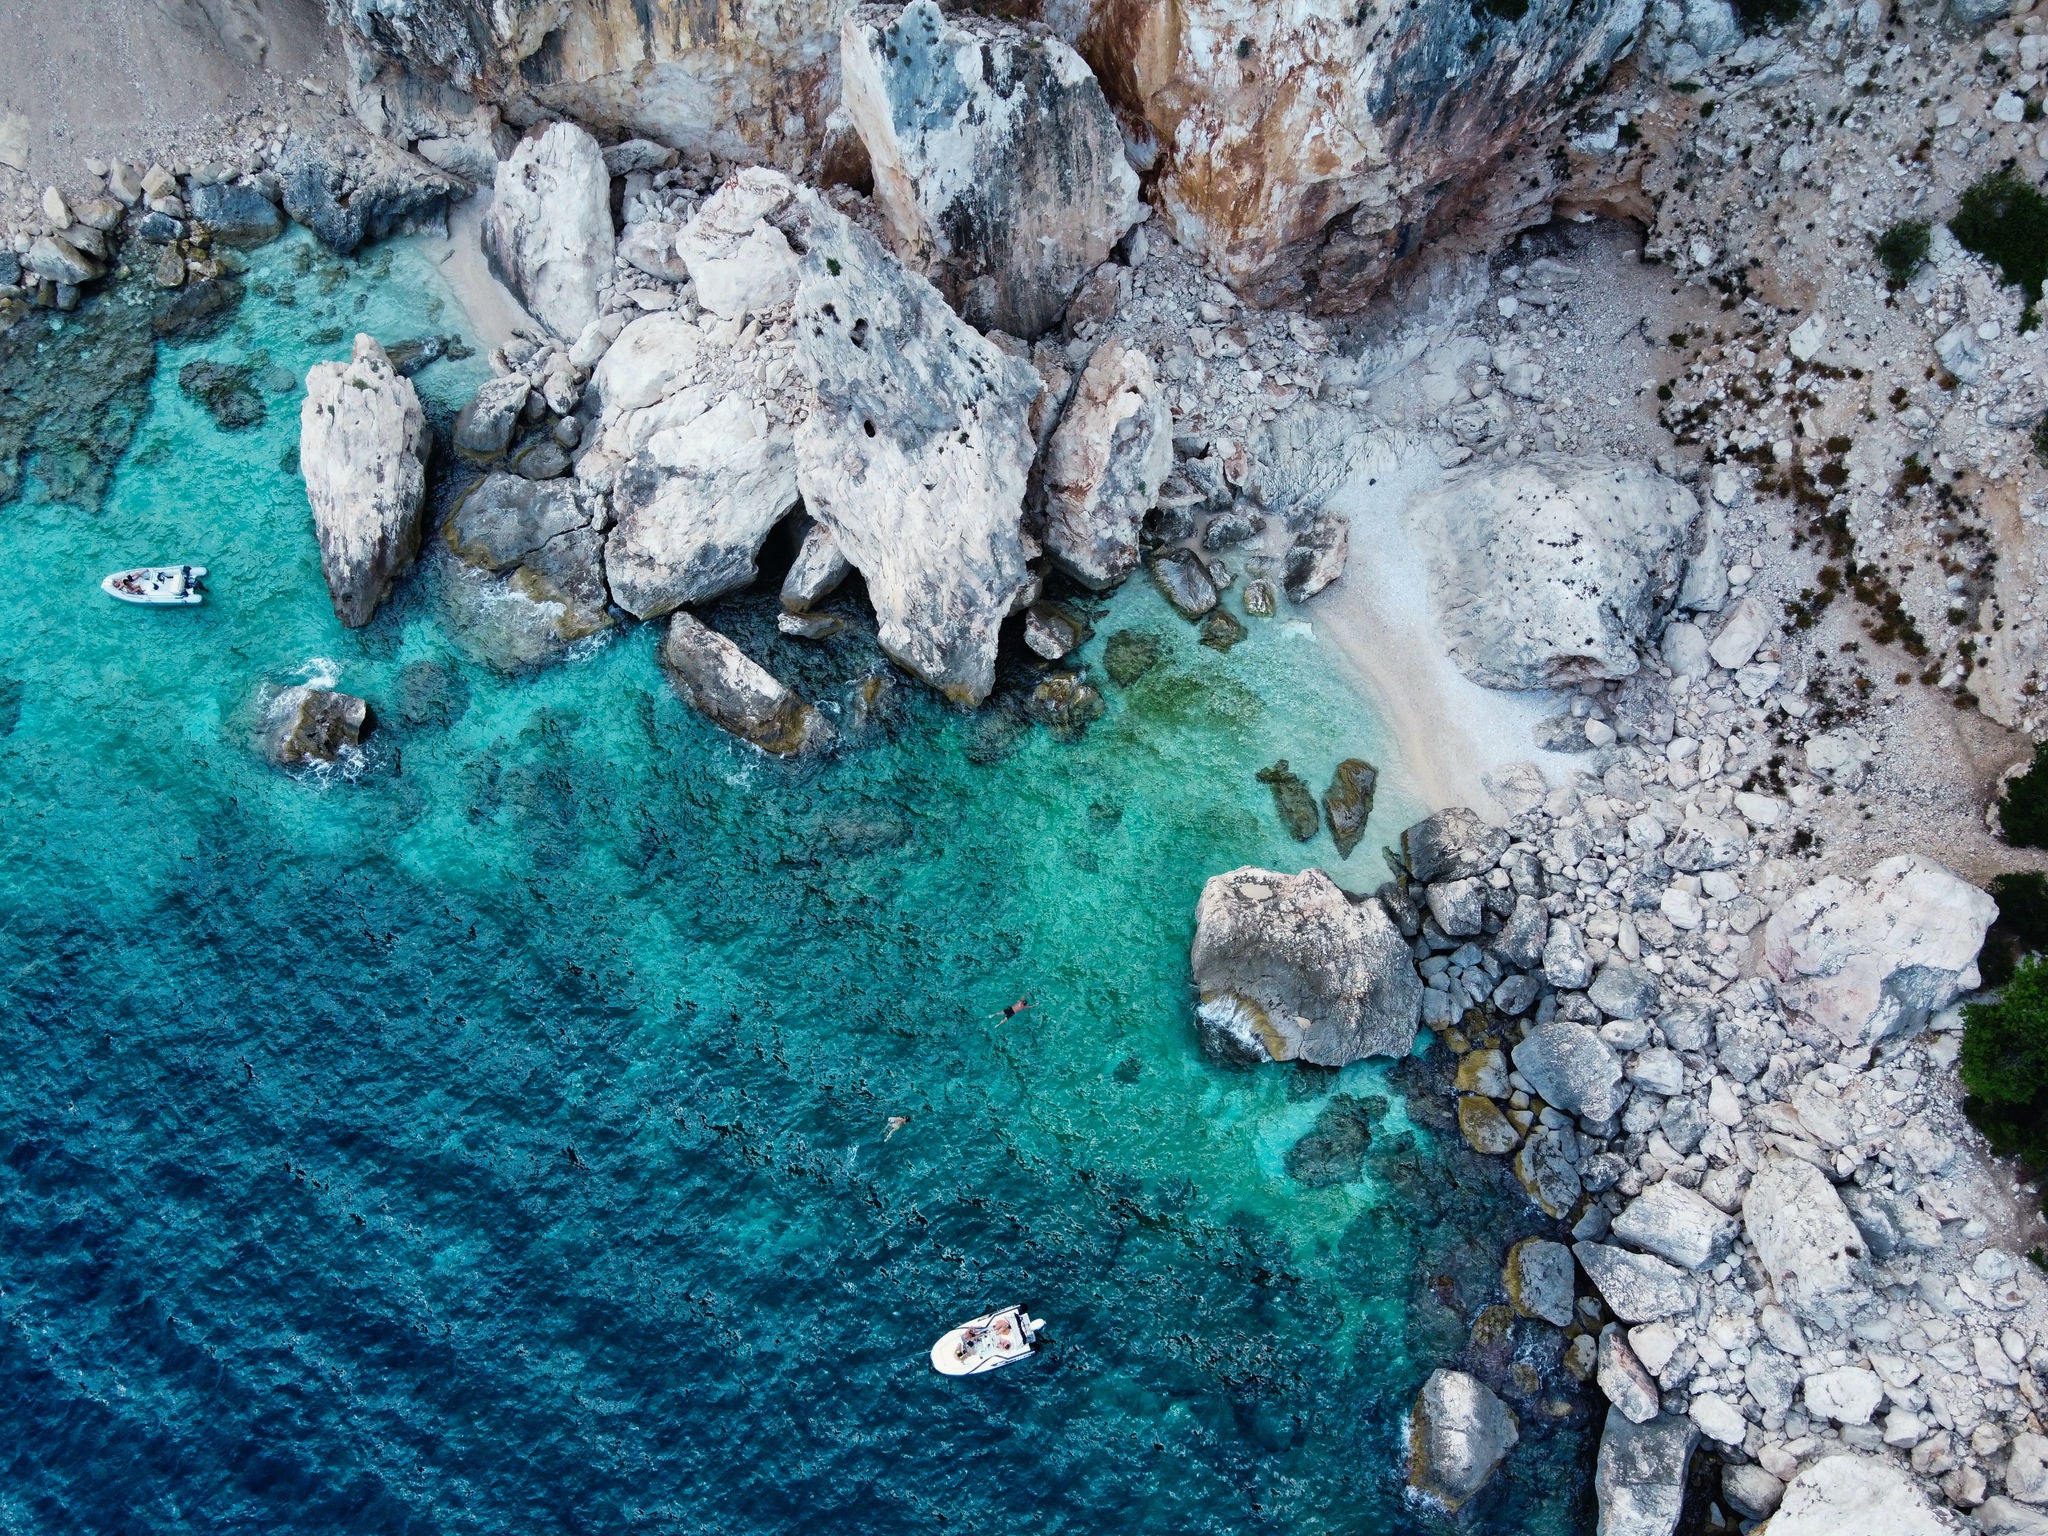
989 998 1030 1022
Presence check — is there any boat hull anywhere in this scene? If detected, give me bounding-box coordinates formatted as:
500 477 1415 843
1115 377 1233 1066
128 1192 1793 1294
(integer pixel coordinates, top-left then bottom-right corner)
102 566 206 606
929 1307 1040 1376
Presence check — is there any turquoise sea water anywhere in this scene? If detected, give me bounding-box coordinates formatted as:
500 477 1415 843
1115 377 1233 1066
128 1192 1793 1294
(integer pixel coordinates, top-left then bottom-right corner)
0 232 1594 1533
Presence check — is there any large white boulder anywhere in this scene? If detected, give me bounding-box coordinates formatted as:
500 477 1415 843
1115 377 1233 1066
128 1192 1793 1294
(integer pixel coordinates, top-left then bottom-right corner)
1611 1179 1739 1270
677 168 804 320
1406 455 1704 691
1595 1413 1698 1536
787 182 1041 704
1763 1454 1962 1535
1190 867 1421 1067
484 122 614 338
841 0 1142 338
1037 341 1172 590
605 393 801 620
590 312 707 414
1574 1243 1698 1323
1762 855 1996 1049
1742 1154 1870 1329
299 335 427 627
1513 1021 1625 1122
1407 1369 1519 1511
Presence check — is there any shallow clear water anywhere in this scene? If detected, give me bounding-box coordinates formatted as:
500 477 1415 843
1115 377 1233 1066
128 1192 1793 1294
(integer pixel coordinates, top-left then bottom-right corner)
0 233 1593 1534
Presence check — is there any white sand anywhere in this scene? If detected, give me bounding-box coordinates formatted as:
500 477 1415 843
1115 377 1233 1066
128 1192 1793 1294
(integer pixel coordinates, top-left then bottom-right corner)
421 192 534 353
1305 440 1571 817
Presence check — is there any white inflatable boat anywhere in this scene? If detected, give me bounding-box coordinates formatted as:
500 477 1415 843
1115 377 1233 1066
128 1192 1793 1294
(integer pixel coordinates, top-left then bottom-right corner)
102 566 206 605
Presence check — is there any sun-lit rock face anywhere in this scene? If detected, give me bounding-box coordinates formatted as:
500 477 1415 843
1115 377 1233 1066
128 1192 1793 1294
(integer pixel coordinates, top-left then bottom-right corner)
1073 0 1648 310
331 0 855 164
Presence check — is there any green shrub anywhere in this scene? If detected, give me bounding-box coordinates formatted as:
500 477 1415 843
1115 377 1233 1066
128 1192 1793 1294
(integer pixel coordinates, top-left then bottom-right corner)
1874 221 1931 289
1981 871 2048 986
1961 958 2048 1212
1996 740 2048 848
1731 0 1804 31
1951 173 2048 327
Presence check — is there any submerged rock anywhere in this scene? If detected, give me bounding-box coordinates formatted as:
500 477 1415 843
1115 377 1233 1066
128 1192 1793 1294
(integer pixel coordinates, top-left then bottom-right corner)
1198 609 1246 651
300 336 427 627
0 294 158 513
1407 1369 1519 1511
392 659 470 730
605 392 801 620
659 612 833 757
1256 759 1319 842
1323 758 1378 858
1024 672 1105 739
1407 455 1703 690
1190 866 1421 1066
151 277 243 342
1283 1092 1389 1186
788 180 1040 705
1102 629 1162 686
178 359 264 430
264 685 370 766
841 0 1141 339
1037 340 1172 589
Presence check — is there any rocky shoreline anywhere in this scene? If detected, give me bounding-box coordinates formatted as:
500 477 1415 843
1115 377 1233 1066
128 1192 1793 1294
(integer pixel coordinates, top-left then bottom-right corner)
1204 722 2043 1529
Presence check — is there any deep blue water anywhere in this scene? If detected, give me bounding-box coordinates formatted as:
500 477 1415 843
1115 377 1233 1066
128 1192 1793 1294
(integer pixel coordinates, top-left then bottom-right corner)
0 232 1593 1534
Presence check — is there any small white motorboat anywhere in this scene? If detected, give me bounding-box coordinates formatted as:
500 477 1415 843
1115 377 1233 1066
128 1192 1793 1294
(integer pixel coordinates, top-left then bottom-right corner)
929 1305 1045 1376
102 565 206 606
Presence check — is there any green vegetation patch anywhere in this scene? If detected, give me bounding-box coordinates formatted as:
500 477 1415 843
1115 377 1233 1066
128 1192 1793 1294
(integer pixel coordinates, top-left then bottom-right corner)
1961 955 2048 1215
1951 172 2048 327
1732 0 1806 32
1996 740 2048 848
1873 221 1931 289
1982 871 2048 987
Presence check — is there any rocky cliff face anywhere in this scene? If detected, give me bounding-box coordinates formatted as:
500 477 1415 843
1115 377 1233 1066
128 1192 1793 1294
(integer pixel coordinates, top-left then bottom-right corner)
331 0 850 166
329 0 1646 312
1074 0 1647 310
